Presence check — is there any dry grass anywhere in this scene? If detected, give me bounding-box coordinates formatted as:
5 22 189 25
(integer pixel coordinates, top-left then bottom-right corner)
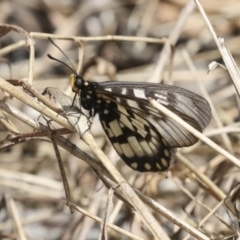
0 0 240 239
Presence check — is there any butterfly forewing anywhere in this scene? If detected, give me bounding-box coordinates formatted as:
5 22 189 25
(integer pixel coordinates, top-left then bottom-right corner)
95 82 211 148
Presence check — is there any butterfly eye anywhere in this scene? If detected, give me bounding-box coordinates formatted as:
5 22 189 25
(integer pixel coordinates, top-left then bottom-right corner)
70 74 82 93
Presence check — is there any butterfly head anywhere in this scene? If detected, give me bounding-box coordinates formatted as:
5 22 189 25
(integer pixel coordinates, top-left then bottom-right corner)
70 74 85 93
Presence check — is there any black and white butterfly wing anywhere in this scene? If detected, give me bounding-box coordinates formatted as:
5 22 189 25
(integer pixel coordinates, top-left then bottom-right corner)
98 100 176 172
96 81 211 148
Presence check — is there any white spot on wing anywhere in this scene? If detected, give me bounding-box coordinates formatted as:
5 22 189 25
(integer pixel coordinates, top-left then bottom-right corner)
156 163 162 170
149 142 158 154
105 88 112 92
137 129 148 138
144 163 151 170
120 114 134 131
127 136 145 157
121 88 127 94
113 142 123 154
104 109 109 114
139 141 153 156
117 105 129 116
121 143 135 158
161 158 168 167
109 120 123 137
127 99 139 108
150 129 158 138
108 129 114 137
131 162 138 169
133 113 149 125
133 89 147 99
164 149 170 157
132 119 145 130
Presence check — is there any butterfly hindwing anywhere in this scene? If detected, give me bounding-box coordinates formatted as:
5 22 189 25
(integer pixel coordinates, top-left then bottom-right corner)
98 99 176 172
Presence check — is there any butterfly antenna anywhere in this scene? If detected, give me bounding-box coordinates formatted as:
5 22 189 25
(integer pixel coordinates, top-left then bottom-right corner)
47 54 77 75
47 37 78 75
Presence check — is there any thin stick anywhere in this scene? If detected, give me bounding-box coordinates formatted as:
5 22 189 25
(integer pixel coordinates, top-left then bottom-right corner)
82 131 171 240
69 202 144 240
46 120 73 213
194 0 240 98
7 197 27 240
182 49 233 153
148 0 196 82
30 32 167 44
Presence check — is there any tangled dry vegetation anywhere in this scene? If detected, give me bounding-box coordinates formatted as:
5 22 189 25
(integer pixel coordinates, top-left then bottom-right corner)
0 0 240 239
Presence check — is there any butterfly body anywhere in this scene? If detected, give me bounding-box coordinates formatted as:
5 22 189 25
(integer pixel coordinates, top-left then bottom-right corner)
71 74 211 172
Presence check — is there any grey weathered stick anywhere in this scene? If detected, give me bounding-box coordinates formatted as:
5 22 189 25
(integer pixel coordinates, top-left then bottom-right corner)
194 0 240 98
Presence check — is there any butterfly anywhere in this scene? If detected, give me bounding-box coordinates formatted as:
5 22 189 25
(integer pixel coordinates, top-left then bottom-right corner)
69 73 211 172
